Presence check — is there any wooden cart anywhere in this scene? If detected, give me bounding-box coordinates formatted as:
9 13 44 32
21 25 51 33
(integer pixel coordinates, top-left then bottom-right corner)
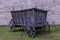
9 8 50 37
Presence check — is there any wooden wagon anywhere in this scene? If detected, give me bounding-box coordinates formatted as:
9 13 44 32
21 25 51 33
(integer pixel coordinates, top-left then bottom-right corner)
9 8 50 37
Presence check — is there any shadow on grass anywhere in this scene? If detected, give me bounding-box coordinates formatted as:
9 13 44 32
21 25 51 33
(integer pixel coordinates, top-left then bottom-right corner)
14 29 24 32
8 25 60 38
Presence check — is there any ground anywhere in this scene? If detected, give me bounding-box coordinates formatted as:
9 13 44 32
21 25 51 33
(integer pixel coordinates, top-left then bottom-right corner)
0 25 60 40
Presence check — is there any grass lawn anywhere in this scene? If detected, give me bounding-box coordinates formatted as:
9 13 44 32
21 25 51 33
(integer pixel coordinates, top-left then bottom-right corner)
0 25 60 40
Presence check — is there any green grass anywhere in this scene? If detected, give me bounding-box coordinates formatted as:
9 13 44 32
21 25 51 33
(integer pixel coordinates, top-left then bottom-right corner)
0 25 60 40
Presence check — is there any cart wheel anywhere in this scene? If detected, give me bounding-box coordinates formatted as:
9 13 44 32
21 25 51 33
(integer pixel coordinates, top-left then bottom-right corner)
10 27 15 32
29 31 35 37
24 27 27 34
9 19 15 32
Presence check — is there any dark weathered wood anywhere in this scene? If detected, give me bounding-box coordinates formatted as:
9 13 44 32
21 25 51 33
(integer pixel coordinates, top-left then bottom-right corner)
10 8 49 37
11 8 48 27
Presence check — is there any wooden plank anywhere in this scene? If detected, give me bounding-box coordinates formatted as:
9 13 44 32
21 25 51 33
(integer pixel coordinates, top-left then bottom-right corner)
17 11 20 24
21 11 22 25
30 10 35 26
26 10 30 26
25 11 27 26
23 11 26 26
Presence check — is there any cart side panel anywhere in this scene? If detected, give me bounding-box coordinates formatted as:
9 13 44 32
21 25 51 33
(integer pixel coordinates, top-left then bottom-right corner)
28 9 35 26
34 10 47 27
35 10 43 26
